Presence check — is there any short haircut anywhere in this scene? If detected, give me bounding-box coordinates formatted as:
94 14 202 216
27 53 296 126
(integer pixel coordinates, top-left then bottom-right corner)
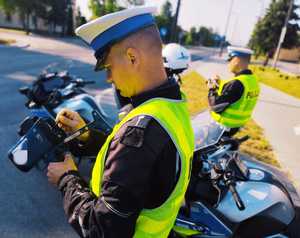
119 25 163 54
240 55 251 63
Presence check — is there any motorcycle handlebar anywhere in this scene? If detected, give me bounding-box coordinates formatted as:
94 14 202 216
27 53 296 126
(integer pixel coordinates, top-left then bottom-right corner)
220 135 250 151
19 86 30 95
70 80 95 86
83 80 95 84
228 183 245 211
236 135 250 144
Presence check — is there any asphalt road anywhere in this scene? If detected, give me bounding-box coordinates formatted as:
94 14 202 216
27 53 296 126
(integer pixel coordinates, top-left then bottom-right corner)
0 32 111 238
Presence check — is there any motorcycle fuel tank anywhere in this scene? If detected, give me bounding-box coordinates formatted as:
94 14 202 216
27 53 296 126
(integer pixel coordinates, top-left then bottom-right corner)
217 180 295 225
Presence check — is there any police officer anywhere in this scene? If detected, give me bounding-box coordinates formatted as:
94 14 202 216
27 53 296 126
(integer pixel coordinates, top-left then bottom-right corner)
208 46 260 135
162 43 191 83
47 6 194 238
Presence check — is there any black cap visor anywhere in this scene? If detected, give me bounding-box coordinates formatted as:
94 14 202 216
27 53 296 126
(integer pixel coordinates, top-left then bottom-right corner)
94 48 110 72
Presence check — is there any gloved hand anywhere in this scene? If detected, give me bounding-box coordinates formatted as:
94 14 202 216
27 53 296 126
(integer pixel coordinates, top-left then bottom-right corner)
47 152 78 186
207 75 220 89
56 108 90 141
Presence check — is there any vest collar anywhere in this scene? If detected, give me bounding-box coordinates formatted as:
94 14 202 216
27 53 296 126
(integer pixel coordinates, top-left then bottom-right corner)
235 69 252 76
130 78 182 108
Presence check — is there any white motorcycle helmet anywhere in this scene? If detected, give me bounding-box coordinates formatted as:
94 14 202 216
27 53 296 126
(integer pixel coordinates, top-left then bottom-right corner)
162 43 191 76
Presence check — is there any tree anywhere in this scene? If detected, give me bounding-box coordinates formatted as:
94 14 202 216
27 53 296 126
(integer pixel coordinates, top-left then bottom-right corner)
0 0 16 17
161 0 173 20
184 32 193 45
89 0 121 19
15 0 44 34
249 0 300 65
170 0 181 42
105 0 123 13
155 0 173 43
89 0 105 19
183 26 222 46
75 7 87 28
66 1 74 36
0 0 74 35
126 0 144 5
184 27 198 45
198 26 217 46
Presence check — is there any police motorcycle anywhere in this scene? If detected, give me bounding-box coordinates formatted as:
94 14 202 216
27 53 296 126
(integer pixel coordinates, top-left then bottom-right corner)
8 62 115 172
8 44 189 172
172 110 300 238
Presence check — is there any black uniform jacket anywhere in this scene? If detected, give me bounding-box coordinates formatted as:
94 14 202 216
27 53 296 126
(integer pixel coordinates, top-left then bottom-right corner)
58 79 181 238
208 69 253 113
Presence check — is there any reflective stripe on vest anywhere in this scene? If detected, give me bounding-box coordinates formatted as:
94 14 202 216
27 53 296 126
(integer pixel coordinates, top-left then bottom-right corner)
211 74 259 128
90 95 195 238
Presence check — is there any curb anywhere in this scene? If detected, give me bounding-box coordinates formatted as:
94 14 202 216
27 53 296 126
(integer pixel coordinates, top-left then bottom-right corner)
0 43 30 48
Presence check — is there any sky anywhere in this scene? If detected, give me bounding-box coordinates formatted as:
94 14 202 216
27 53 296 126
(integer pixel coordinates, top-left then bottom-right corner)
76 0 295 46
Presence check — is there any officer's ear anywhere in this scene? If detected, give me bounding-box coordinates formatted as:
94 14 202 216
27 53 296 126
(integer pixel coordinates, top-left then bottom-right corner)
126 47 140 68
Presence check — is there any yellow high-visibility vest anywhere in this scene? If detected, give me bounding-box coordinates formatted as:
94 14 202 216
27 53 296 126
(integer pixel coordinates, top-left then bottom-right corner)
90 95 194 238
211 74 260 128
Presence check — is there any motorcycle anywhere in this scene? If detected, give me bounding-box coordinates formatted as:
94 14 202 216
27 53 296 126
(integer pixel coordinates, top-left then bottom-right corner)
173 111 300 238
9 65 115 172
8 67 300 237
17 65 115 134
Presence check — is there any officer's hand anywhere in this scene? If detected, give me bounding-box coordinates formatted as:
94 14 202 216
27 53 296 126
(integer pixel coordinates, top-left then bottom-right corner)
212 75 221 83
207 75 220 89
56 108 89 141
207 78 217 89
47 153 78 186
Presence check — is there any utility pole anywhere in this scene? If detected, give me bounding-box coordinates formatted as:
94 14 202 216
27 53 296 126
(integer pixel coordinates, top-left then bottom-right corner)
230 13 239 44
219 0 234 57
170 0 181 42
272 0 294 68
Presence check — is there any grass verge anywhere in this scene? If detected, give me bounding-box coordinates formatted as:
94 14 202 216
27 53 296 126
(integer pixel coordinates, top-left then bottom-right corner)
0 27 27 35
0 38 16 45
250 65 300 99
181 71 280 167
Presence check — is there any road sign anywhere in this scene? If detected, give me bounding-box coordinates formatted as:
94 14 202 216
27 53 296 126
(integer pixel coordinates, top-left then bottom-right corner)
160 27 167 37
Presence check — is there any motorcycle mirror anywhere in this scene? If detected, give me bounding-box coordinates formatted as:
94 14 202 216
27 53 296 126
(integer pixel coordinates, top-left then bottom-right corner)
19 86 30 95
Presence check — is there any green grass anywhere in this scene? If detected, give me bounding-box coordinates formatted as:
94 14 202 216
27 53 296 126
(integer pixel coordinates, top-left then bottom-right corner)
0 38 16 45
181 71 280 167
180 71 208 115
250 65 300 99
0 27 27 35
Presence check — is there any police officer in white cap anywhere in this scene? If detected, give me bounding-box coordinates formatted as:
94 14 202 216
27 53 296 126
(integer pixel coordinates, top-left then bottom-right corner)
47 6 194 238
162 43 191 84
208 46 260 135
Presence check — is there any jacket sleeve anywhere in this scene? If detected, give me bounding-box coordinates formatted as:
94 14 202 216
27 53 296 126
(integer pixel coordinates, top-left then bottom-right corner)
58 171 141 238
208 79 244 113
57 117 166 238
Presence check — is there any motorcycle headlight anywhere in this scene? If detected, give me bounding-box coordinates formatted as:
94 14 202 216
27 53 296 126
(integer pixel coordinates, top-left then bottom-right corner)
11 138 28 166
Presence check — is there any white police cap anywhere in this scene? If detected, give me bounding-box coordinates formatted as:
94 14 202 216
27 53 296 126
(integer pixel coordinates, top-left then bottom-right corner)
227 46 253 61
75 6 157 69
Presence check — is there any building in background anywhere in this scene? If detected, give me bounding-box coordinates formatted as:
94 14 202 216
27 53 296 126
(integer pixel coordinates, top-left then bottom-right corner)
0 0 77 35
278 48 300 62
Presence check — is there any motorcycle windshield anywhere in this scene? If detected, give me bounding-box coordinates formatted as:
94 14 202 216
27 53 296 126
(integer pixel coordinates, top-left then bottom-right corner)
192 110 226 151
42 61 74 75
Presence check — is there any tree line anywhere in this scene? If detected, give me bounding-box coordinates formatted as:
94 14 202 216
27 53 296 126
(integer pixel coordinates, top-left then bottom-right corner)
0 0 223 47
3 0 296 57
153 0 223 46
0 0 76 35
0 0 144 35
249 0 300 65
